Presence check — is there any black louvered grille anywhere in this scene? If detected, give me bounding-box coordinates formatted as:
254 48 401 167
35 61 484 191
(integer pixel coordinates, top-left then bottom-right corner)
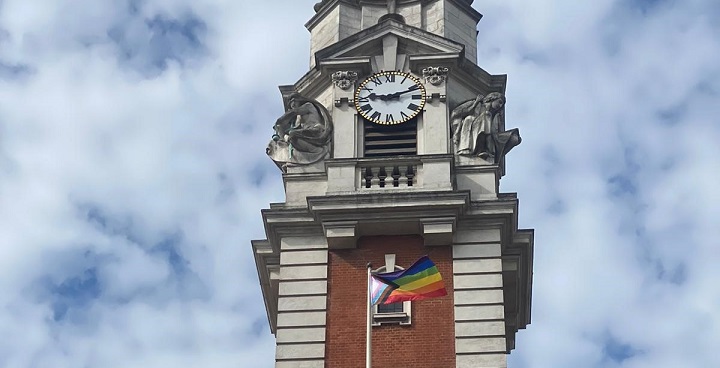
363 119 417 157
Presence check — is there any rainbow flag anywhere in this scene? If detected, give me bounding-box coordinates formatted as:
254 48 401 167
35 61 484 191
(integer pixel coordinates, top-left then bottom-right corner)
370 256 447 305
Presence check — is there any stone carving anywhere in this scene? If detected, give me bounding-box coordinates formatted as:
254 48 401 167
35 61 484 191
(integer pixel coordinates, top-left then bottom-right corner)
422 66 449 86
450 92 521 164
332 71 358 90
267 93 333 169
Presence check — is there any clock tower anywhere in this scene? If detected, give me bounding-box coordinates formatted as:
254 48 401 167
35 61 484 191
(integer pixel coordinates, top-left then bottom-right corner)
252 1 534 367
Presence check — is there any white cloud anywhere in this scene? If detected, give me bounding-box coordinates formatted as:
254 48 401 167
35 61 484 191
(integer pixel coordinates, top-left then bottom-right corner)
0 0 718 367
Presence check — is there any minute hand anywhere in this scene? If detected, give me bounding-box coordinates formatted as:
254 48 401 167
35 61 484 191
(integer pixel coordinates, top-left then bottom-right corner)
388 86 420 99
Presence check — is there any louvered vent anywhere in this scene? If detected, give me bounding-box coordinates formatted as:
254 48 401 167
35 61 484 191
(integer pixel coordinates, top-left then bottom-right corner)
363 118 417 157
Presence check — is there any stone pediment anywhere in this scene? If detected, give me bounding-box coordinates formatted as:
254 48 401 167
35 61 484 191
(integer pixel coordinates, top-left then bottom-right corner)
314 18 465 68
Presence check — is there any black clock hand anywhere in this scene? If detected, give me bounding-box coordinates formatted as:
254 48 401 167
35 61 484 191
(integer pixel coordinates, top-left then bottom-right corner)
369 93 392 101
388 86 420 99
367 92 395 101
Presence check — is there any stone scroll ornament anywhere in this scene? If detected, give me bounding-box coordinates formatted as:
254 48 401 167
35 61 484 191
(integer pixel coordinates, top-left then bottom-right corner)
450 92 521 165
422 66 449 86
266 93 333 170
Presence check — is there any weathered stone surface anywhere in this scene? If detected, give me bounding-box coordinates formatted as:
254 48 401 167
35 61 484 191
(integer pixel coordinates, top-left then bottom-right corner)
280 237 329 251
454 289 504 305
276 311 327 327
276 327 326 343
280 250 329 265
454 228 502 244
276 343 325 360
279 265 328 280
456 353 507 368
453 243 502 258
456 337 506 354
455 305 505 321
456 321 506 337
277 296 327 311
454 273 503 289
278 280 328 296
453 258 503 273
276 360 325 368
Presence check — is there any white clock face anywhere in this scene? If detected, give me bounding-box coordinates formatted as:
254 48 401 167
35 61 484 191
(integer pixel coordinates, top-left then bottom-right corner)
354 71 426 125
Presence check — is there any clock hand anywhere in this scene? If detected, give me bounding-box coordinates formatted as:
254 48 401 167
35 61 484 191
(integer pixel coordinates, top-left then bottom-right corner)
388 87 420 99
369 93 392 101
367 92 394 101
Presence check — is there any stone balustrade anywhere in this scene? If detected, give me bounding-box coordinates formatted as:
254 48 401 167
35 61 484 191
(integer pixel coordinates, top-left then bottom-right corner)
358 161 418 189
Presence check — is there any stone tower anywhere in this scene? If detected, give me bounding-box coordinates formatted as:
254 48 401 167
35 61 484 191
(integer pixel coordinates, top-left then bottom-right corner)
252 1 534 367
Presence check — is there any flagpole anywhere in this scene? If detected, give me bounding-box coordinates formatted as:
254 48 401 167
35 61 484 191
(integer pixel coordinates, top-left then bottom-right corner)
366 262 372 368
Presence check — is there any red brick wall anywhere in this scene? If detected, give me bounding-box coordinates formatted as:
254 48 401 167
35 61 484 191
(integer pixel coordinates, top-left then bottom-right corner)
325 235 455 368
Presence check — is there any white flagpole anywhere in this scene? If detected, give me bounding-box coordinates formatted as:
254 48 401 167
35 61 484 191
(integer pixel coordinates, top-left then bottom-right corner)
366 263 373 368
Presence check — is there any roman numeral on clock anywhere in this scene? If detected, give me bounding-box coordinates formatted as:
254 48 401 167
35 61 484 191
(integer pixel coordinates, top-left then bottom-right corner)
360 104 373 112
412 94 422 100
385 114 394 123
358 96 370 103
385 74 395 83
370 77 382 86
407 103 420 112
370 111 382 121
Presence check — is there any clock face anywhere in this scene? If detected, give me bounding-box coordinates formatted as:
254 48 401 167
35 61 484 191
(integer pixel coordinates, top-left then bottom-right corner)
354 71 426 125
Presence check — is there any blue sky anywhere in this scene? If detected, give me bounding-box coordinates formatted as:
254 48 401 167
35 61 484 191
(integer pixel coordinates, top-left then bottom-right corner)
0 0 718 367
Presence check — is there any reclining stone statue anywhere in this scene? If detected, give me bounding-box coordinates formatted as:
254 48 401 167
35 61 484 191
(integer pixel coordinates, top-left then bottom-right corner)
266 93 333 170
450 92 521 165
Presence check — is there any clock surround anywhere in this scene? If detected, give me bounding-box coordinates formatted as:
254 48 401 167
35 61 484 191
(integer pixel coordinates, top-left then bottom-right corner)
354 71 427 125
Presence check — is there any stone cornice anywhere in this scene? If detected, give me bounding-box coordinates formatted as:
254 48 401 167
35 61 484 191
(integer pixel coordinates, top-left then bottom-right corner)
315 18 465 64
308 0 482 28
251 239 279 333
307 190 470 223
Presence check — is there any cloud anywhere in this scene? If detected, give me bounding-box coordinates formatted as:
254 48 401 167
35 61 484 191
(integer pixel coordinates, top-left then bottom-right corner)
0 0 718 367
0 0 314 367
473 1 720 367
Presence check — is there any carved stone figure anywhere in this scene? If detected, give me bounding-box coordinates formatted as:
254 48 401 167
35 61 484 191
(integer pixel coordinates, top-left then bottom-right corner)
450 92 521 164
266 93 333 170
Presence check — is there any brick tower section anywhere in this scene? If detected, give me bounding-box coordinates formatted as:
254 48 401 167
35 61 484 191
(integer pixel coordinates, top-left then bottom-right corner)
325 235 455 368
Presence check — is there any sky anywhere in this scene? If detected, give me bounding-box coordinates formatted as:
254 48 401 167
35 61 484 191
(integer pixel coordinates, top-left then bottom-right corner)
0 0 718 367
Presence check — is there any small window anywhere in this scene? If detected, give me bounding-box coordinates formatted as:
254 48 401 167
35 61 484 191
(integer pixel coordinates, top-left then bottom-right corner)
377 302 404 314
372 265 412 326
